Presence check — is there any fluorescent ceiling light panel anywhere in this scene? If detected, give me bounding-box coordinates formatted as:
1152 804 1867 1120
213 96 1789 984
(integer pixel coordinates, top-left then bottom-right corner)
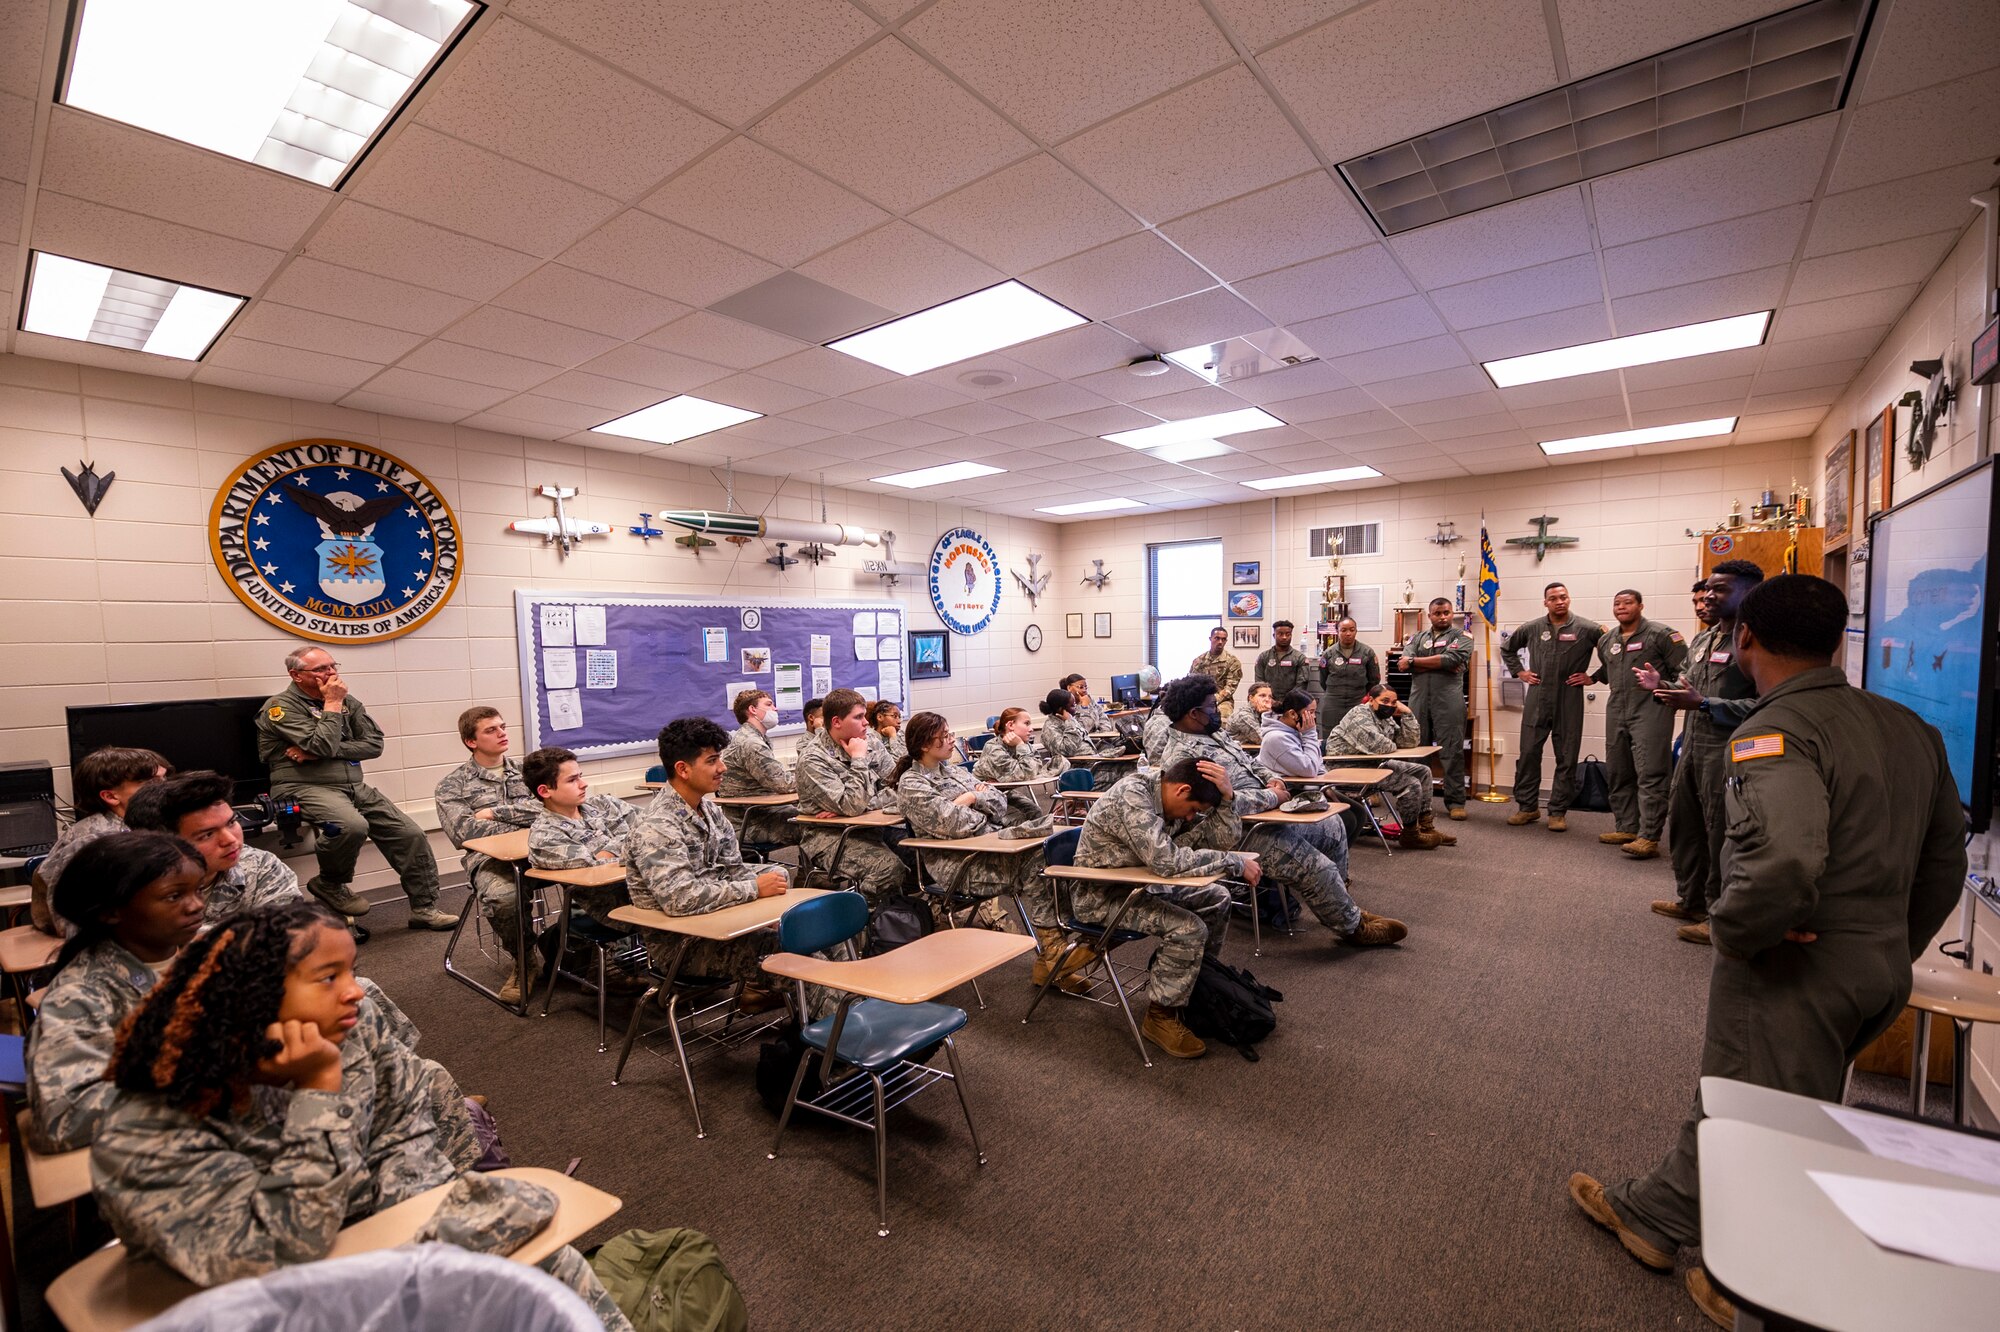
21 251 244 359
1104 407 1286 450
63 0 478 186
1241 465 1382 492
872 461 1006 489
1539 417 1737 456
1483 312 1771 387
1036 497 1145 516
1148 439 1232 464
592 395 761 445
829 280 1085 376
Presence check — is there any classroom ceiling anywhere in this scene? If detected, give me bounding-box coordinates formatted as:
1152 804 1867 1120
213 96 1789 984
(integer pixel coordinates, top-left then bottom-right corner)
2 0 1996 519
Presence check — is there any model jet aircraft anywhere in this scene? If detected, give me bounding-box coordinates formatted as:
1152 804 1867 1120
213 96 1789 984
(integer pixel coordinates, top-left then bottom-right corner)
509 486 614 557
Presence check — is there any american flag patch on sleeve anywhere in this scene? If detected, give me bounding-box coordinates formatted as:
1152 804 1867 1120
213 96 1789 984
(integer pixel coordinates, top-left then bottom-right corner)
1730 734 1785 762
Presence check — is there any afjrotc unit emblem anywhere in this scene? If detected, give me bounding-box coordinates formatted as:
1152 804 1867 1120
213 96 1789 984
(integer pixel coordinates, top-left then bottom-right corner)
210 440 461 643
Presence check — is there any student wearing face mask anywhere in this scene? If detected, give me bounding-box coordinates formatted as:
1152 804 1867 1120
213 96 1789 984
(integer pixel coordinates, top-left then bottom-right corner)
1325 686 1451 850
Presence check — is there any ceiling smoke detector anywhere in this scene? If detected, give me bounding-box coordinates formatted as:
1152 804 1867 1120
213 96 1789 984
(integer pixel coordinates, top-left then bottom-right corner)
957 367 1017 388
1125 355 1171 378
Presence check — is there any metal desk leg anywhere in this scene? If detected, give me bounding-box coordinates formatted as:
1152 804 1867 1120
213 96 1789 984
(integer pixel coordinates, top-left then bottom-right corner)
441 859 531 1017
540 884 575 1017
1909 1009 1931 1116
1951 1017 1972 1125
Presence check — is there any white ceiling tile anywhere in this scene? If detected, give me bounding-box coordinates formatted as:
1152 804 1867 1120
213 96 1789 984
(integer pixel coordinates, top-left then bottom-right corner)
38 109 328 252
1859 0 2000 104
1159 171 1379 282
191 365 346 402
905 0 1235 141
916 354 1057 399
1751 360 1863 395
261 258 474 336
1327 334 1471 385
31 192 283 297
1787 231 1957 306
1431 255 1605 331
640 137 890 266
1060 65 1318 223
1742 386 1840 414
1141 384 1254 420
1258 385 1374 423
1108 288 1270 352
717 417 835 447
1207 1 1368 51
796 221 1005 315
349 125 620 257
1627 377 1753 413
1261 0 1556 161
1004 323 1148 378
1508 395 1626 428
1388 388 1504 424
1757 327 1886 372
847 378 974 417
1804 160 1993 257
225 304 424 366
698 372 823 414
755 40 1035 212
1831 69 2000 194
1222 359 1353 405
1292 295 1448 358
1052 403 1160 435
203 338 383 390
1602 205 1808 298
785 398 897 432
0 2 46 98
983 420 1087 448
337 390 469 423
1555 0 1799 78
988 381 1120 420
1363 364 1493 407
640 311 808 369
484 395 609 431
492 264 691 341
1420 411 1520 441
416 18 730 199
1588 114 1838 248
1456 304 1613 361
559 209 780 307
1071 361 1212 403
396 341 561 391
756 346 900 397
1025 231 1215 320
856 417 965 446
305 202 540 302
1619 345 1764 389
1770 286 1920 343
442 307 624 367
1496 368 1623 407
1607 266 1788 335
355 370 513 413
1389 188 1594 289
455 412 563 440
522 369 665 412
509 0 878 127
0 90 32 183
1235 244 1417 326
909 154 1140 275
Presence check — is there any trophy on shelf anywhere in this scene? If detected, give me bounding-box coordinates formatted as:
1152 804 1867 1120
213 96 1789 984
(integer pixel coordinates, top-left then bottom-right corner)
1392 577 1423 647
1318 531 1349 648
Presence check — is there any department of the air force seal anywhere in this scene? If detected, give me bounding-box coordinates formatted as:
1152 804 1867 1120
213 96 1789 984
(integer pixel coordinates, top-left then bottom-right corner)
209 440 461 643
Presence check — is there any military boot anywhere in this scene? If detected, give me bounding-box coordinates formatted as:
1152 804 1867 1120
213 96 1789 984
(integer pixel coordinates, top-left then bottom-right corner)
307 877 371 916
496 955 541 1006
1599 831 1637 845
1030 928 1094 994
1685 1268 1735 1330
1141 1003 1206 1059
1418 808 1456 846
1621 838 1659 859
1506 808 1540 826
1398 820 1444 850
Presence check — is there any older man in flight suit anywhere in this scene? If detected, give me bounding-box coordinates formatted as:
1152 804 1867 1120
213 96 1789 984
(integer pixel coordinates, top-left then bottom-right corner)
1501 583 1603 831
1592 590 1688 860
1570 574 1966 1329
1400 598 1474 819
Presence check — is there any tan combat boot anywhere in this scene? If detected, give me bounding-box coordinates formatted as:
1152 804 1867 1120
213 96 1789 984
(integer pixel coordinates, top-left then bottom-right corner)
1621 838 1659 859
1547 814 1568 831
1506 808 1540 826
1342 913 1408 946
496 955 541 1006
1677 920 1712 946
1418 808 1456 846
1599 831 1637 844
1030 929 1095 993
1398 820 1444 850
1141 1003 1206 1058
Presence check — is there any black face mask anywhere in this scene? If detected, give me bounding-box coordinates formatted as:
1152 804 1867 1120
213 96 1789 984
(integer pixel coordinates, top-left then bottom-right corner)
1375 705 1398 720
1197 706 1222 735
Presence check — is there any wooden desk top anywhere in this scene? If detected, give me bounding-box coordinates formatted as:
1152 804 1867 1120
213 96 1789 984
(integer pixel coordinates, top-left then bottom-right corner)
762 927 1034 1004
986 775 1059 788
1088 753 1140 763
1045 864 1222 887
1280 767 1395 785
0 883 32 908
1054 788 1107 801
1245 803 1350 824
1323 745 1441 762
715 792 798 807
16 1109 89 1209
611 886 831 940
902 831 1049 855
462 829 531 861
637 781 666 791
0 925 60 973
1908 963 2000 1024
527 862 627 888
792 810 905 828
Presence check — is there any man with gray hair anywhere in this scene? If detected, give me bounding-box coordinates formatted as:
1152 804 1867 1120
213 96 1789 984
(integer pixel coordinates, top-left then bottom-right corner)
256 645 457 928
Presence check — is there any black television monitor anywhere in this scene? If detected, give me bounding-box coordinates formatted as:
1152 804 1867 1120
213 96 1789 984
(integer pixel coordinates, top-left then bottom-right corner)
66 697 271 804
1863 458 1997 833
1110 673 1141 706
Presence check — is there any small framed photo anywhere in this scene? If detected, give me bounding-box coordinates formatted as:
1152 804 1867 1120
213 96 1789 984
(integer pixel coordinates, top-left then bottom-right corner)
1231 560 1261 586
1065 612 1084 639
1231 625 1261 649
1864 404 1894 519
907 630 951 680
1822 429 1855 551
1092 612 1112 638
1227 589 1264 619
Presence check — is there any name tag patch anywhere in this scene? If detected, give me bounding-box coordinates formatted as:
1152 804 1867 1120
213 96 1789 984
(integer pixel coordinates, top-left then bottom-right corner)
1731 734 1785 762
1559 632 1576 641
1710 650 1731 664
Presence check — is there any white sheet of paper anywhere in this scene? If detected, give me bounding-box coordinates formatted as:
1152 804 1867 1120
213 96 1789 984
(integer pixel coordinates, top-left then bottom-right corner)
539 605 574 648
547 689 583 732
876 636 898 660
811 667 831 696
876 612 899 636
1808 1171 2000 1273
1824 1107 2000 1189
810 634 831 666
724 680 753 709
703 627 728 663
858 685 877 701
541 648 577 690
877 660 900 698
852 611 874 637
585 649 617 690
573 605 606 645
774 663 803 710
854 635 877 661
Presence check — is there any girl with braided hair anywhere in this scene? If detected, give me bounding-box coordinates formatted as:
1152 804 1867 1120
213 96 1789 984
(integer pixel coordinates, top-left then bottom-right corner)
91 901 633 1329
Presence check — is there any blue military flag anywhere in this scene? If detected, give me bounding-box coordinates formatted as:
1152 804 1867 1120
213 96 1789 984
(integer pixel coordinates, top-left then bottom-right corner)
1477 517 1500 628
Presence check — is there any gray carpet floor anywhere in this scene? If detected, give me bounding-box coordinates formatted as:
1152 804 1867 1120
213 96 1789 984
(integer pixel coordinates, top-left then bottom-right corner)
355 802 1772 1330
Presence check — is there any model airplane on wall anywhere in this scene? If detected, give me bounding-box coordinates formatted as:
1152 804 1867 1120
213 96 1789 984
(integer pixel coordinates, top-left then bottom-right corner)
656 509 886 550
508 486 614 558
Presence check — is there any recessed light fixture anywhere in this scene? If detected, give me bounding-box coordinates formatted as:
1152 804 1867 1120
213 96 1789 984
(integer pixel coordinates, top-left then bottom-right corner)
1104 407 1286 450
1483 312 1771 387
1241 465 1382 491
1539 417 1737 456
62 0 480 186
592 395 761 445
21 251 244 360
872 461 1006 489
1148 439 1232 464
830 280 1085 376
1036 497 1145 516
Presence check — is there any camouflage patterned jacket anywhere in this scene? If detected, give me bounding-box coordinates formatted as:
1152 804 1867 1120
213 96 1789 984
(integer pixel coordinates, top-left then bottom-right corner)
625 793 760 918
1076 770 1249 880
205 846 306 921
26 940 154 1153
1162 726 1286 814
972 736 1065 825
865 730 904 782
795 730 898 817
32 811 127 934
432 758 538 882
1040 713 1119 765
896 761 1040 899
1324 701 1421 757
1142 711 1172 766
1187 648 1243 703
720 724 797 798
527 795 639 869
1224 707 1271 747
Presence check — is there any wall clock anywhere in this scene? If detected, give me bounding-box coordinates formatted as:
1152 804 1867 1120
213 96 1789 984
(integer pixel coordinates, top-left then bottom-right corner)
1023 623 1043 652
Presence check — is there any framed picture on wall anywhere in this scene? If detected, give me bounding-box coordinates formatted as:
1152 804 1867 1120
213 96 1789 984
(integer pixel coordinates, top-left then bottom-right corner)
907 630 950 681
1863 404 1894 520
1226 589 1264 619
1065 612 1083 639
1823 430 1855 551
1231 560 1261 585
1231 625 1260 649
1092 612 1112 638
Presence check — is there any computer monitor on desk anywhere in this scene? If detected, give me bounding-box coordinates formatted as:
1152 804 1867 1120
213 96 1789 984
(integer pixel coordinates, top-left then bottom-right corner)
1110 674 1140 706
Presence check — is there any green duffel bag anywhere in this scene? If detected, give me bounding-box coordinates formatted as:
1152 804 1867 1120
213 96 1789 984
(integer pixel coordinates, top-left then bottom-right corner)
588 1228 749 1332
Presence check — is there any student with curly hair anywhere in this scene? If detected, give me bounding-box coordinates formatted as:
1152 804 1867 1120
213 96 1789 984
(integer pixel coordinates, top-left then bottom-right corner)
90 901 633 1329
30 746 169 936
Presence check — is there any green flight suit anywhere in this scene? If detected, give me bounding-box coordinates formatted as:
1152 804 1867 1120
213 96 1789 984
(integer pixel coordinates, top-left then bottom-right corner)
1607 667 1967 1252
1592 617 1688 839
1253 645 1317 705
1500 614 1603 814
1316 641 1380 741
255 683 440 910
1669 623 1757 911
1402 626 1473 805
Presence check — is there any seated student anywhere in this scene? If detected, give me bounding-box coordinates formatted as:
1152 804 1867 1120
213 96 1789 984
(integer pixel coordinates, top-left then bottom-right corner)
1161 675 1406 948
522 747 636 930
125 772 305 922
973 706 1068 826
718 689 801 848
1258 689 1326 779
1225 682 1275 746
90 901 631 1330
31 746 170 936
1325 685 1451 851
433 706 542 1002
1072 758 1262 1059
27 832 207 1153
1060 674 1111 731
801 697 825 738
864 700 905 782
1038 688 1124 782
794 688 911 900
1141 705 1172 767
626 718 795 1015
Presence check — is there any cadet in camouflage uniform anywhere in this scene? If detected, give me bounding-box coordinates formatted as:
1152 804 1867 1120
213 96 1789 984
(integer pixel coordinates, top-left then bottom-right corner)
255 647 453 927
1038 689 1125 784
1254 620 1317 704
1073 760 1252 1058
30 744 167 936
433 708 541 1000
1318 618 1382 742
973 707 1067 826
522 748 637 927
1187 625 1243 717
1325 687 1450 850
125 773 306 924
1575 576 1965 1330
865 701 906 783
718 689 801 848
1591 591 1689 859
1061 675 1112 732
895 713 1047 907
795 689 911 899
1225 683 1275 746
1399 600 1474 816
91 901 628 1329
1141 708 1172 766
1500 583 1604 829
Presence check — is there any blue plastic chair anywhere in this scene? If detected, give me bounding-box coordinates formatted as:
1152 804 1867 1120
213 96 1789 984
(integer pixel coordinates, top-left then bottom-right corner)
964 733 991 754
643 764 667 783
1024 828 1156 1066
985 715 1000 731
765 892 983 1236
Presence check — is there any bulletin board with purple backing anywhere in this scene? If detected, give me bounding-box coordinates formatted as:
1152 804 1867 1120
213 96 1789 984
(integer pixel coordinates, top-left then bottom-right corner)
514 590 907 758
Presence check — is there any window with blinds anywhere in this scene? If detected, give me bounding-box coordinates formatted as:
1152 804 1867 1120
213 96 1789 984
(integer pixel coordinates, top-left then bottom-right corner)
1307 523 1382 560
1148 539 1223 673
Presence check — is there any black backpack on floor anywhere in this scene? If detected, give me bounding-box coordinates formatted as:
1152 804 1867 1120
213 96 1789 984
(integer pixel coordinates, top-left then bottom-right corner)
1184 956 1283 1061
1572 755 1613 812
